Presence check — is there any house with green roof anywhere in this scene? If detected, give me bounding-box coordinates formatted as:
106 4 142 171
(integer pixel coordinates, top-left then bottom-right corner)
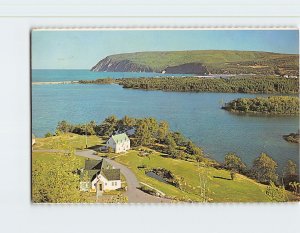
106 133 130 153
80 159 121 193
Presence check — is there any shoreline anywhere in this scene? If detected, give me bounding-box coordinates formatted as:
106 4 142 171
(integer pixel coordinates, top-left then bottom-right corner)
32 81 79 85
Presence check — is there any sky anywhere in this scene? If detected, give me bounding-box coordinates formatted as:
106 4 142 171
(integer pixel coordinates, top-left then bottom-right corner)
31 30 299 69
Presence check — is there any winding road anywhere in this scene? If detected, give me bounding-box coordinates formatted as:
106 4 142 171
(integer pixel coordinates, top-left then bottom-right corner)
34 149 171 203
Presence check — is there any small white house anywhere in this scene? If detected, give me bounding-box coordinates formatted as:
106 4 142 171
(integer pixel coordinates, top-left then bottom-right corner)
106 133 130 153
80 159 121 193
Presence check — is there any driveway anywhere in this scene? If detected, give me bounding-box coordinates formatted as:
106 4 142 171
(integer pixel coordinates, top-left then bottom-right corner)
34 149 171 203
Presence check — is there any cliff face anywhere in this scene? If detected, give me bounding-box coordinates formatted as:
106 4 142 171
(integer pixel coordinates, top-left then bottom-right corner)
91 57 208 74
164 63 209 75
91 57 154 73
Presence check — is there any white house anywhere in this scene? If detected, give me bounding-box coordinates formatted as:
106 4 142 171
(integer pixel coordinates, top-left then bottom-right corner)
106 133 130 153
80 159 121 193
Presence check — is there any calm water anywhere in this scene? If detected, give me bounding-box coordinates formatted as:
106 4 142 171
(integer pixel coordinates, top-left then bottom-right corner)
32 70 299 169
32 69 189 82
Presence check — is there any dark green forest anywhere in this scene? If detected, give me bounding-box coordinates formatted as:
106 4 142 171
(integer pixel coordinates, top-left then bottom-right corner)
119 77 298 94
80 76 299 94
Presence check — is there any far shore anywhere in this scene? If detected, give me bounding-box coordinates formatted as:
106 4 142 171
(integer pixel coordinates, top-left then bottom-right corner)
32 81 79 85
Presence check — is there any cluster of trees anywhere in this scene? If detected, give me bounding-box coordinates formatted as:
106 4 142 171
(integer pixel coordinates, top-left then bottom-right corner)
222 152 299 193
55 115 204 161
117 76 298 94
56 120 97 135
222 96 299 115
78 78 115 84
32 145 89 203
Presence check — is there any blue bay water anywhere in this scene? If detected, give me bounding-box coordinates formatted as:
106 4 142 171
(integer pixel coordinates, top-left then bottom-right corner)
32 69 189 82
32 70 299 169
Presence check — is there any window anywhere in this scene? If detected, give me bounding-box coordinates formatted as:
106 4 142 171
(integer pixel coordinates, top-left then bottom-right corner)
111 182 114 186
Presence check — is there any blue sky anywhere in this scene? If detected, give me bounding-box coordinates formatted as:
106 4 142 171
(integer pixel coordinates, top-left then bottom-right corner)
31 30 299 69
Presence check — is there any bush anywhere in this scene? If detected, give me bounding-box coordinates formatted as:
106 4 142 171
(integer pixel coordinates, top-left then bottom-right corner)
44 132 52 138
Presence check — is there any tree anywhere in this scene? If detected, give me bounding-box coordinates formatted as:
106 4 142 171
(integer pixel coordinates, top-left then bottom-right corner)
284 160 297 177
283 160 299 189
171 132 187 146
165 145 178 158
157 121 169 142
44 132 52 138
56 120 72 134
135 119 152 146
265 181 287 202
185 141 203 157
119 115 135 130
165 133 177 147
97 115 118 136
145 117 159 138
224 153 246 173
252 153 278 184
230 170 237 180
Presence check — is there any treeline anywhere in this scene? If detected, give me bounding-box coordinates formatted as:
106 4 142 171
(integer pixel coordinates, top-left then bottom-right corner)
55 116 204 161
220 152 299 194
117 76 299 94
222 96 299 115
78 78 115 84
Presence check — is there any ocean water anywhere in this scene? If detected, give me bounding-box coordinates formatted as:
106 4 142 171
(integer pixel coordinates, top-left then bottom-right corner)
32 69 189 82
32 70 299 168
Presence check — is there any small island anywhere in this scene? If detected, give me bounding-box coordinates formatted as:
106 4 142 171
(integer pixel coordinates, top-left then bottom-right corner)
222 96 299 115
283 132 299 144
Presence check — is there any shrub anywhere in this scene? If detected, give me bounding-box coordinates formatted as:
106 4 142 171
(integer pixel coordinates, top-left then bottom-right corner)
44 132 52 138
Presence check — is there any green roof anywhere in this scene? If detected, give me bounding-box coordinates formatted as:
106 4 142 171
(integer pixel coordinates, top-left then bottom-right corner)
81 159 120 182
111 133 129 144
101 169 121 181
84 160 103 170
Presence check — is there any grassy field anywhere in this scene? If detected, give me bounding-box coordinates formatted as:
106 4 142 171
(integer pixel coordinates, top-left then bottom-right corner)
32 134 298 203
110 150 285 202
32 151 86 165
33 133 104 150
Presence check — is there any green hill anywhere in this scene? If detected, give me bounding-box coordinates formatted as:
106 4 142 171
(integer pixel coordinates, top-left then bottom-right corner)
91 50 299 76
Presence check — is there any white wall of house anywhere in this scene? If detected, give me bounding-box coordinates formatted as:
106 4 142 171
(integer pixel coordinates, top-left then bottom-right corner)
103 179 121 190
106 135 130 153
106 138 116 151
91 174 121 191
115 140 130 153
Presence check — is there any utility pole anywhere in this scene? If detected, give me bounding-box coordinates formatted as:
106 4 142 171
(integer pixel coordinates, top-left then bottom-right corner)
85 124 88 149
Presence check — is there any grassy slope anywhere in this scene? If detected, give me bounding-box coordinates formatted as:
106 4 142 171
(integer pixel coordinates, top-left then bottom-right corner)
33 133 104 150
107 50 298 72
32 151 86 164
113 150 271 202
32 134 298 202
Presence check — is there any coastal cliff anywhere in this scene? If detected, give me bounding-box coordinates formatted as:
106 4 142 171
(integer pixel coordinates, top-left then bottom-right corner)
91 50 299 76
